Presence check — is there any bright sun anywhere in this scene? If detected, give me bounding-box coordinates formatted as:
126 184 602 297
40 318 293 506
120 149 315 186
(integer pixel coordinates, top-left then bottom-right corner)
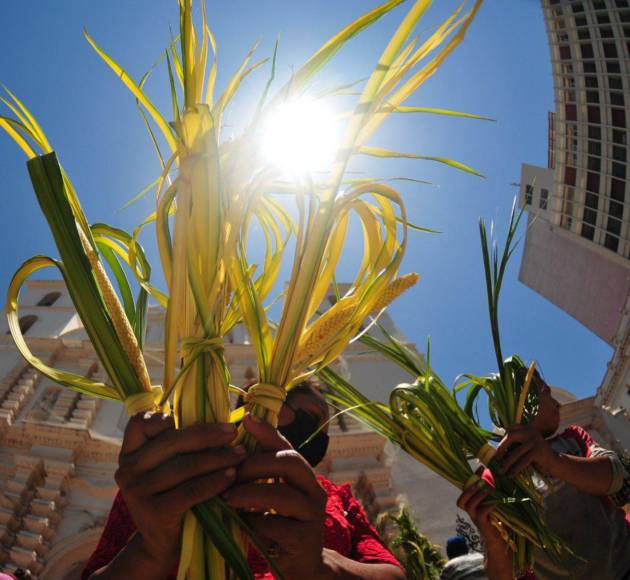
262 98 340 174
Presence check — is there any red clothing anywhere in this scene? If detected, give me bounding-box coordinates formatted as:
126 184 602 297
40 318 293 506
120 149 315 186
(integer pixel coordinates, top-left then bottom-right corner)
82 476 401 579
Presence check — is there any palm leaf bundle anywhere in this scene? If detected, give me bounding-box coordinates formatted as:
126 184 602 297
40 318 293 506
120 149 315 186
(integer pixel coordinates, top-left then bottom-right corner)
454 202 540 429
319 329 567 575
3 0 487 577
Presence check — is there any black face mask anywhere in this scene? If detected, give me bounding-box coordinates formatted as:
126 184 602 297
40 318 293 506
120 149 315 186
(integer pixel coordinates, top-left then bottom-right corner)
279 405 329 467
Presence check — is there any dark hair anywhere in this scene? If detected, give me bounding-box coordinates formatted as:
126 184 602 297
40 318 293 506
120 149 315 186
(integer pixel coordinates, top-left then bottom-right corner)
446 535 469 559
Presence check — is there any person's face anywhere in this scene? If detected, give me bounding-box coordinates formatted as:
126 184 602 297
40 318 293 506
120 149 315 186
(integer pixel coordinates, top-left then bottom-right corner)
531 381 560 438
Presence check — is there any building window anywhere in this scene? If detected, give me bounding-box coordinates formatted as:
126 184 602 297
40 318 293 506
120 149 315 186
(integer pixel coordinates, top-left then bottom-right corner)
609 200 624 219
583 207 598 225
575 16 587 26
613 146 626 162
611 178 626 200
588 140 602 155
612 108 627 127
612 129 627 145
617 0 630 7
600 27 614 38
609 76 623 90
525 184 534 205
588 156 601 171
607 217 621 235
565 166 577 186
37 291 61 307
565 89 576 102
557 32 570 42
581 223 595 239
586 90 599 103
539 188 549 210
607 61 621 73
581 43 594 58
559 45 572 60
17 315 38 335
563 76 576 88
585 192 599 208
578 28 591 39
603 42 618 58
589 125 601 140
588 105 601 123
612 162 627 179
592 0 605 8
620 11 630 23
572 2 584 13
597 14 611 25
583 61 597 73
605 233 620 252
587 172 600 193
611 92 625 107
585 76 598 88
562 63 574 75
566 104 577 121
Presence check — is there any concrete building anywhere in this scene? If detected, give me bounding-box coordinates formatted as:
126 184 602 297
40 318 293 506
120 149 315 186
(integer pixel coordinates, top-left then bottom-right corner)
0 280 463 578
517 0 630 448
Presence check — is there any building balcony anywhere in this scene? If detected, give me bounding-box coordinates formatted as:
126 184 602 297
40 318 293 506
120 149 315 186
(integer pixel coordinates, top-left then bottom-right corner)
16 530 46 553
36 485 61 503
22 515 49 535
30 499 55 517
9 545 39 569
14 383 33 396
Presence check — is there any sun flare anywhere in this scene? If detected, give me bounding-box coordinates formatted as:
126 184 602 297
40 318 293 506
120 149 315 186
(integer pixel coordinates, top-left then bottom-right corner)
262 98 340 174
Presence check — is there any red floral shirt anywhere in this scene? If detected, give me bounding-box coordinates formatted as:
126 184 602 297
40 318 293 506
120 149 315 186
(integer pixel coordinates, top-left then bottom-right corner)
82 476 401 579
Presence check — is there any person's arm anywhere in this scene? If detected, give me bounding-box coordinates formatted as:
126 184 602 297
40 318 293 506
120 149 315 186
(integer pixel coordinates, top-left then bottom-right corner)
540 453 614 496
86 413 246 579
456 481 513 580
495 425 616 496
320 549 405 579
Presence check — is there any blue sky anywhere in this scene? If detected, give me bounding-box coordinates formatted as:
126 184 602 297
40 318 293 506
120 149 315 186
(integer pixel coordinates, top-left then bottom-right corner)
0 0 612 401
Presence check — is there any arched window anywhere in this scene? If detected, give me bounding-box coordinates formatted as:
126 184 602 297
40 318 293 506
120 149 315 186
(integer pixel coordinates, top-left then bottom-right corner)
37 292 61 307
18 315 38 335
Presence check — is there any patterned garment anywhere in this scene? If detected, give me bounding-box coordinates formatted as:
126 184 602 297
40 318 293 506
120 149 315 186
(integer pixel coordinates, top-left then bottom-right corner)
81 476 401 579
